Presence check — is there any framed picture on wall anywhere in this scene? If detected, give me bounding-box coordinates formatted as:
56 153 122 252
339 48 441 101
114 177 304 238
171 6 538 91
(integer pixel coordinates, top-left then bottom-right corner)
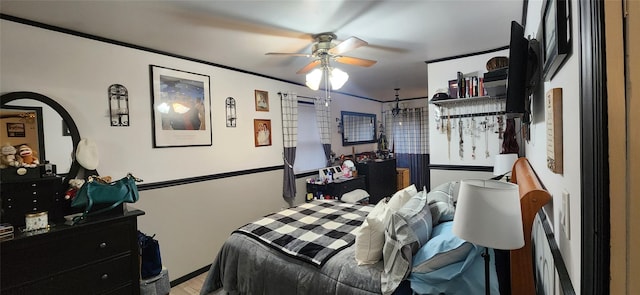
254 119 272 147
255 90 269 112
149 65 212 148
542 0 571 81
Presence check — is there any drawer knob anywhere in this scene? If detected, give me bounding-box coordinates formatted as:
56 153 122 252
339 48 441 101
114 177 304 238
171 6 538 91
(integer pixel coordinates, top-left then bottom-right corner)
99 242 107 248
101 274 109 280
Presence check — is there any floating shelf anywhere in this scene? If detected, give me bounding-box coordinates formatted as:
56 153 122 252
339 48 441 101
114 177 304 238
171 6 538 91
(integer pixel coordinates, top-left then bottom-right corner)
429 95 505 106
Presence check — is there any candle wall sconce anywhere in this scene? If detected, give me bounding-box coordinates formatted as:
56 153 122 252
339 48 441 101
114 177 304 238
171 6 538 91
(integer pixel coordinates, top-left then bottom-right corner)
108 84 129 126
226 97 237 127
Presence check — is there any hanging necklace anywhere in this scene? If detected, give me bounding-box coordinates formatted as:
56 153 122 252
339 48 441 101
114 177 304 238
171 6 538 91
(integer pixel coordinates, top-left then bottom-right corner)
446 109 451 160
471 117 477 160
458 118 464 159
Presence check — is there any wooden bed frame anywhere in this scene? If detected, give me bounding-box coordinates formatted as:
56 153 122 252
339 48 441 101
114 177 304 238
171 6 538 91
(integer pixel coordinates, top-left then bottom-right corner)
509 157 552 295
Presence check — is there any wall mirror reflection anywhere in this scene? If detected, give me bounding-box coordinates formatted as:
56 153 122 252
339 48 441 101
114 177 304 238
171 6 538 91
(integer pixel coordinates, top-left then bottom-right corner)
1 94 76 175
0 106 46 167
341 111 377 146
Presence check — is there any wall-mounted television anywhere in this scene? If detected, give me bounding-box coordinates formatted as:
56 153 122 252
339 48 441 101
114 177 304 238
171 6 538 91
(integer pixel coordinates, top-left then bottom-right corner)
505 21 539 117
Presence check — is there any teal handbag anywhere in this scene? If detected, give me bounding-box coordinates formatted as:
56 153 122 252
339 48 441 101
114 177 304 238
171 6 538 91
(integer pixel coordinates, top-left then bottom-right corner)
71 173 142 222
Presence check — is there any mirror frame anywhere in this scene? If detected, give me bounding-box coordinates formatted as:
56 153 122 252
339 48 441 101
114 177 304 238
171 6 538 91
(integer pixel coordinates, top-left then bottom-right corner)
341 111 377 146
1 91 81 184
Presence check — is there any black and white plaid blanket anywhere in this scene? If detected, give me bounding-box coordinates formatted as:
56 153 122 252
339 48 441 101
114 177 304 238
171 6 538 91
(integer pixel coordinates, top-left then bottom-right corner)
234 200 373 267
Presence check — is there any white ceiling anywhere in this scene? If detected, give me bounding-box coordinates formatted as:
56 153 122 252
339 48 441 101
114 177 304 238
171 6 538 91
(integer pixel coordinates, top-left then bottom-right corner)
0 0 523 102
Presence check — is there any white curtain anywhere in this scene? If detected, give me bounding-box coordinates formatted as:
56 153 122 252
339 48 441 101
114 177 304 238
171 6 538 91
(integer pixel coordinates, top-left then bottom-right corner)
314 98 332 166
280 92 298 206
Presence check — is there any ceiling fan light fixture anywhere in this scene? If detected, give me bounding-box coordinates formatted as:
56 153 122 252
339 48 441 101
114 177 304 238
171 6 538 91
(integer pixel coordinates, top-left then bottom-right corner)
330 67 349 90
305 68 323 90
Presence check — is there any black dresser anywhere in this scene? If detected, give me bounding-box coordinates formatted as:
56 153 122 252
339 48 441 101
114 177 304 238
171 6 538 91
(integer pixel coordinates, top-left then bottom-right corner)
355 158 397 204
1 209 145 294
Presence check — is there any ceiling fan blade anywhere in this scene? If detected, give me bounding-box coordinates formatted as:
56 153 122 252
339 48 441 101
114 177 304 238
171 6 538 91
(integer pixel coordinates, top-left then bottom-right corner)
328 36 368 55
334 56 377 67
296 60 321 74
265 52 312 57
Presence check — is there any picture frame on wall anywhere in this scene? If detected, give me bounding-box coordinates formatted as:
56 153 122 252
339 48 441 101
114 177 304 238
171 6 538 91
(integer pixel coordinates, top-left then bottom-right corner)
254 119 272 147
149 65 212 148
542 0 571 81
255 90 269 112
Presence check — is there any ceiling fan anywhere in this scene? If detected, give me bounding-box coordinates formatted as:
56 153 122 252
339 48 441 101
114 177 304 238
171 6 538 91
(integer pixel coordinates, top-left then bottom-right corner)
265 32 377 75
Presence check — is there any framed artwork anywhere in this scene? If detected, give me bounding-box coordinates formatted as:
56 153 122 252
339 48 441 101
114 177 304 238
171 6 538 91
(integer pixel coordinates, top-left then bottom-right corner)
255 90 269 112
542 0 571 81
254 119 272 147
6 122 25 137
150 65 212 148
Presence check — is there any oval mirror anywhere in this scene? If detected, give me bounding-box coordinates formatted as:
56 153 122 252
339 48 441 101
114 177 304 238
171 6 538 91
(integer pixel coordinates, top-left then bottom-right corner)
1 91 81 183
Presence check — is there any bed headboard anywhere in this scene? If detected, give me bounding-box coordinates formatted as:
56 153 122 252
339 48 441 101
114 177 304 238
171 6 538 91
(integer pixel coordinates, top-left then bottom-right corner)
509 157 551 295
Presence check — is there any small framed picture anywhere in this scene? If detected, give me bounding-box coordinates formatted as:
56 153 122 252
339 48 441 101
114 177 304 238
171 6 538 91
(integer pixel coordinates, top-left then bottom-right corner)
448 80 459 98
254 119 272 147
255 90 269 112
6 122 25 137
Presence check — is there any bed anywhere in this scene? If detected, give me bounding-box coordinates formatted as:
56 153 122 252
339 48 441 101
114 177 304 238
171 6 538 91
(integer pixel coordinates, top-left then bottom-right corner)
200 157 551 295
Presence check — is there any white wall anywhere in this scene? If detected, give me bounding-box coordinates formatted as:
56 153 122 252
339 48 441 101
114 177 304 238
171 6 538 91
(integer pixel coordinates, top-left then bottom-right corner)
523 0 582 291
0 20 382 279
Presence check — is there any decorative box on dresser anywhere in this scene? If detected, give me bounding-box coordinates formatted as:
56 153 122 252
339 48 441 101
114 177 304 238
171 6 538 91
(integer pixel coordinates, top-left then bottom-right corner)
0 209 145 294
355 158 397 204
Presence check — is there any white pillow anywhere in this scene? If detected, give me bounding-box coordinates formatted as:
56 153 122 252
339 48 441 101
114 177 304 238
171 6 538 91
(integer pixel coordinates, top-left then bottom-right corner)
386 184 418 211
341 189 369 204
355 200 389 265
354 184 419 265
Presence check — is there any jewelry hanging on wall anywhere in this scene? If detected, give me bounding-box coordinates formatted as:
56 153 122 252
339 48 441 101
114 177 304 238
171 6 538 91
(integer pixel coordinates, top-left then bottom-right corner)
497 114 504 139
458 117 464 159
446 109 452 160
471 116 477 160
435 105 442 132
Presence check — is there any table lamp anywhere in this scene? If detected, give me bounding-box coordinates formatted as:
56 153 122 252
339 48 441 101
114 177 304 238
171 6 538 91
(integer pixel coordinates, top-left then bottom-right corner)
492 153 518 181
452 179 524 295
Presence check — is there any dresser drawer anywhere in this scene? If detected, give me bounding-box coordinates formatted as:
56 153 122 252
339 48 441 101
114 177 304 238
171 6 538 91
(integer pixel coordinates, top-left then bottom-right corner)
4 254 135 295
1 220 134 288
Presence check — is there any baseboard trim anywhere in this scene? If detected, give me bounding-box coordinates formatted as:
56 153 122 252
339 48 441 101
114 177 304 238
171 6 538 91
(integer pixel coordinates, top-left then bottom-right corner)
170 265 210 287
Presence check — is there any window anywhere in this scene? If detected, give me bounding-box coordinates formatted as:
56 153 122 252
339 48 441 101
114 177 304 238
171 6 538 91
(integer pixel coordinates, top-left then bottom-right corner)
294 102 326 173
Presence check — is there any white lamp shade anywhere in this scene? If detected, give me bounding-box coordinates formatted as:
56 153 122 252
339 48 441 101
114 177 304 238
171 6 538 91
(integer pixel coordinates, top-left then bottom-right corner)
452 179 524 250
305 68 323 91
493 153 518 176
329 67 349 90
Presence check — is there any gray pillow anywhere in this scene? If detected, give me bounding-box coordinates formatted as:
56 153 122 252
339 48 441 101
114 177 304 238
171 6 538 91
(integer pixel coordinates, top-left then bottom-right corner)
426 181 459 225
381 190 433 294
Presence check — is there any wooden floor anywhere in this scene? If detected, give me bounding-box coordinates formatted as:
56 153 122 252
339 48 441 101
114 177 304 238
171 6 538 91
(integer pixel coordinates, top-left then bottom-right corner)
170 272 207 295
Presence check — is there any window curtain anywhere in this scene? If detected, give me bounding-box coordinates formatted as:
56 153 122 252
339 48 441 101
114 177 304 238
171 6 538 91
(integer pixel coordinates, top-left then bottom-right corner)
314 98 332 166
384 107 430 189
280 92 298 206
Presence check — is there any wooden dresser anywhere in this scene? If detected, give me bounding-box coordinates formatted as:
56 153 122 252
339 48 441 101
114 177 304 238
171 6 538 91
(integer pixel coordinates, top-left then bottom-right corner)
1 209 145 294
